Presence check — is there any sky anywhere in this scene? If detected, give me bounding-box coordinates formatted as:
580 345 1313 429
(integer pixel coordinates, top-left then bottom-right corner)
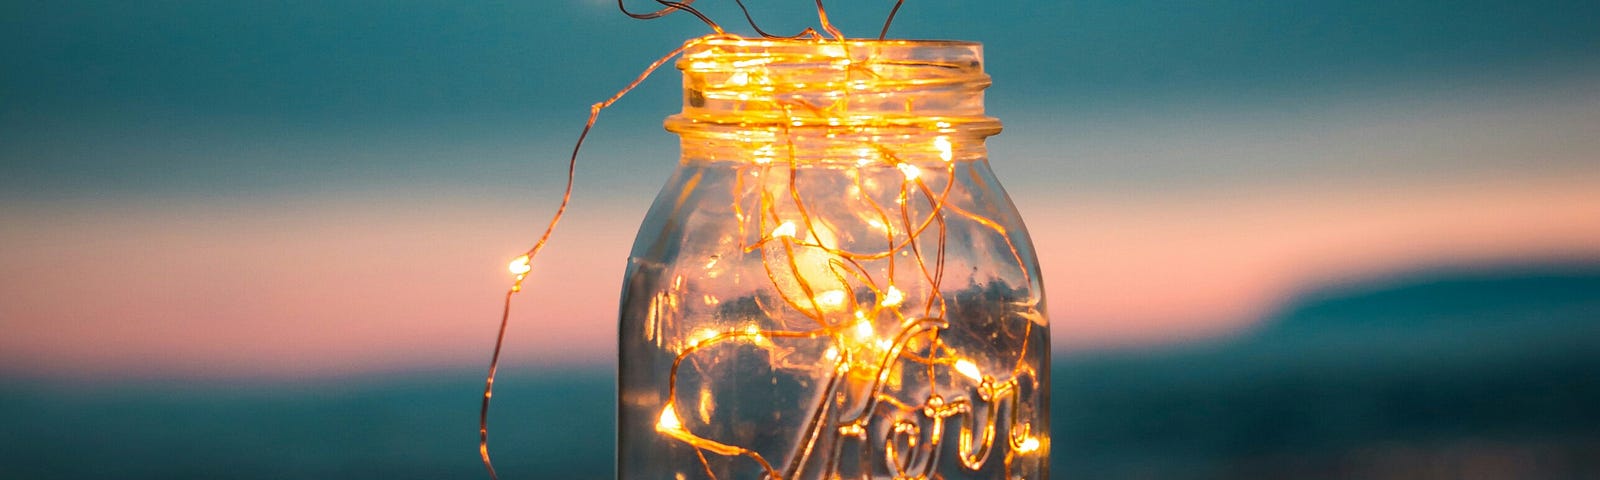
2 1 1598 380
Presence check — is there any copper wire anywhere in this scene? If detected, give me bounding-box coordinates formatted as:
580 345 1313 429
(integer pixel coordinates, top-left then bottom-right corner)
477 34 730 480
879 0 907 40
619 0 726 33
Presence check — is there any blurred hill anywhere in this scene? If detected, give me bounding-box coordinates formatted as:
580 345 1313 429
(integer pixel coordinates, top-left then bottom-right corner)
1054 263 1600 479
3 263 1599 479
1266 264 1600 334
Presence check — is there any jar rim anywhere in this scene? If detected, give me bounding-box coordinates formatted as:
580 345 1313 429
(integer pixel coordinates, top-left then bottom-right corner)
678 36 986 73
686 36 983 49
670 35 997 136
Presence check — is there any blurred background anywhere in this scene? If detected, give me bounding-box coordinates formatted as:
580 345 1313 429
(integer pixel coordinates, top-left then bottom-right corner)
3 1 1599 478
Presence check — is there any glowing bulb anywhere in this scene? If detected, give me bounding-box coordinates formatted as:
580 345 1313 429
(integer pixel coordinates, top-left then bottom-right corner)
508 255 532 275
879 285 904 307
1016 436 1042 454
954 359 982 381
689 327 720 346
744 324 769 345
656 405 684 432
728 71 750 86
816 290 848 309
897 163 922 181
934 136 953 162
823 346 839 361
839 423 866 437
771 221 797 239
853 317 874 340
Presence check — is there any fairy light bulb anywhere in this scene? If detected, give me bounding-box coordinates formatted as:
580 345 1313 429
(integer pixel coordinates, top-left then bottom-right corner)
935 135 955 162
771 221 798 239
954 358 984 382
853 315 875 340
508 255 531 276
896 162 922 181
656 404 685 433
879 285 905 307
815 289 849 310
1015 436 1042 454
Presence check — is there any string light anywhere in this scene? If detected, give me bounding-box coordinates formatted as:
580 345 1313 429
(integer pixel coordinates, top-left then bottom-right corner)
1015 436 1042 454
507 255 531 276
771 221 798 239
657 404 685 433
954 359 983 382
935 135 954 162
880 284 905 307
480 2 1048 479
897 162 923 181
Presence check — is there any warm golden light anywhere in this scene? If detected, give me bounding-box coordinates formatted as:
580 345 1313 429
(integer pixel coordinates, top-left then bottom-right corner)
1015 436 1042 454
853 316 875 340
770 221 797 239
880 285 905 307
897 162 922 181
742 324 770 346
816 289 848 309
656 404 684 432
935 135 954 162
601 36 1045 478
954 358 983 382
507 255 531 275
480 5 1047 480
689 327 720 347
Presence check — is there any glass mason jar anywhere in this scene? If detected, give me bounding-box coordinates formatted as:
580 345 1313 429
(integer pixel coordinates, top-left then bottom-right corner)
618 38 1049 480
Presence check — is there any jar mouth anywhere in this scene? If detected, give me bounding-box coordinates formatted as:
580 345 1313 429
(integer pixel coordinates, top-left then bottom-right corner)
669 35 999 137
684 36 983 51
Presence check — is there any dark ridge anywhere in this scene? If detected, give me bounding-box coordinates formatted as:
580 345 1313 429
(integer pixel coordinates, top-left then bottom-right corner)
1258 261 1600 335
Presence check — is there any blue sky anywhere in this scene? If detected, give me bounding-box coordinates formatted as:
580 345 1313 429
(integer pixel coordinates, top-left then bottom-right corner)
4 1 1598 196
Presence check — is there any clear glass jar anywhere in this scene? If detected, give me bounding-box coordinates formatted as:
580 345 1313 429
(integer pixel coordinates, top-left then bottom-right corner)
618 37 1049 480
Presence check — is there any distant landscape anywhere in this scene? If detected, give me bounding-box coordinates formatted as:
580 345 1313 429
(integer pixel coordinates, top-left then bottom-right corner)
4 262 1598 479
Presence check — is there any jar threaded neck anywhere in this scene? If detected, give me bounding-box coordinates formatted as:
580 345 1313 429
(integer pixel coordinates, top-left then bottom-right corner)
667 38 1000 136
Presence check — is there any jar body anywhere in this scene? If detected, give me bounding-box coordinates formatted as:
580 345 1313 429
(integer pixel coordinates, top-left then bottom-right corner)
617 38 1048 480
